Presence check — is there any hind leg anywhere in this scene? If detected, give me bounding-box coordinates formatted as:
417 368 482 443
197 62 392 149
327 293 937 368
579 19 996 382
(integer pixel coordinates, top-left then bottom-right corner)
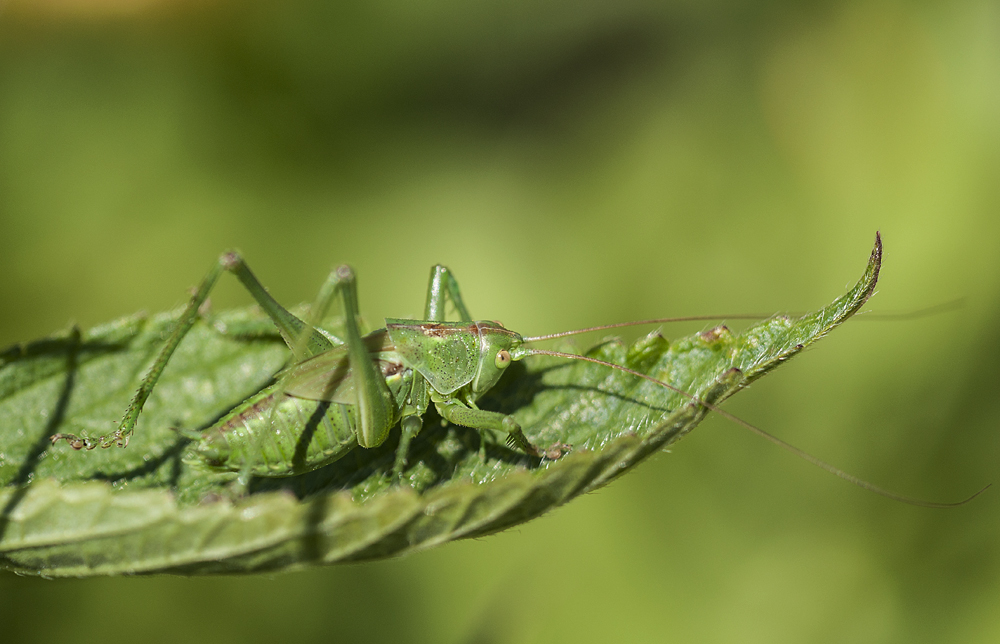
51 253 338 450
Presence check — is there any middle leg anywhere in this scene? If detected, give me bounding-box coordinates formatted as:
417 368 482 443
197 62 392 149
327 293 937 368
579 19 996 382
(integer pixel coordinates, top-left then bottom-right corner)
390 264 473 479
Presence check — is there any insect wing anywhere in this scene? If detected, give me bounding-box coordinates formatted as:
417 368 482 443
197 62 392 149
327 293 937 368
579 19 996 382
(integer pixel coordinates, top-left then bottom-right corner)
281 330 401 403
385 319 479 394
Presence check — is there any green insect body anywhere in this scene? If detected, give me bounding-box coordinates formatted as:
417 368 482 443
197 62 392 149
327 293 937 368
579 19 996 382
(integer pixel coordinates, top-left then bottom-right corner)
52 256 566 481
193 320 528 476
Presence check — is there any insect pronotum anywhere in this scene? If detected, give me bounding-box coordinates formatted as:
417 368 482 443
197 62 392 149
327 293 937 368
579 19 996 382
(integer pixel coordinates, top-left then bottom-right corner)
48 234 986 506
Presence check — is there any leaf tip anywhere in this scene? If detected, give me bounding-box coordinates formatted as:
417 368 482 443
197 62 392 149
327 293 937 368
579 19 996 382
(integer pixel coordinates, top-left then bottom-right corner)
848 231 883 317
871 230 883 278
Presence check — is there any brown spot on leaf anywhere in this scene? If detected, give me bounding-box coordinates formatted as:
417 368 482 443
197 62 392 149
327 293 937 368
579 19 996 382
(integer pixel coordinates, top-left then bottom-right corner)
700 325 732 343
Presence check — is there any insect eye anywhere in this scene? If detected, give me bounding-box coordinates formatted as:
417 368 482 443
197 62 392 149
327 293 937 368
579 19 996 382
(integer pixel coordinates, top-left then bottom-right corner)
495 350 511 369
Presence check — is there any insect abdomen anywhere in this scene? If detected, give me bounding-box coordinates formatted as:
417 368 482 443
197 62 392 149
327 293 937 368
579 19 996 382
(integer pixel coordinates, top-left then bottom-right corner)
193 370 412 476
193 386 360 475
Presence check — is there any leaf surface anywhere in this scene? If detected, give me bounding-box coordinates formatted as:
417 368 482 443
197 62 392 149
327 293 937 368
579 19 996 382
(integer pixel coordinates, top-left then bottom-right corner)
0 236 881 576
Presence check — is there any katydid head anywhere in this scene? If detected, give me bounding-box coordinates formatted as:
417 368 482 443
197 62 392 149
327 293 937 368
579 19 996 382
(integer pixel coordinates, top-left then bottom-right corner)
468 321 524 397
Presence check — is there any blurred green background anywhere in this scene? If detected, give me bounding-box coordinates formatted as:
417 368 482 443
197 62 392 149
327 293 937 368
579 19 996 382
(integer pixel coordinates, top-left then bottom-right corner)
1 0 998 642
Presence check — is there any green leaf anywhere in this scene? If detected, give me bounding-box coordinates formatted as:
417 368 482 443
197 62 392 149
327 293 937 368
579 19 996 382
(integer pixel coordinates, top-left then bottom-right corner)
0 235 882 577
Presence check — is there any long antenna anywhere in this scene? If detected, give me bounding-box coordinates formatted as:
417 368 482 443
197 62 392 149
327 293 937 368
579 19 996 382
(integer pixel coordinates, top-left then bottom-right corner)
522 299 966 343
523 314 772 342
527 348 989 508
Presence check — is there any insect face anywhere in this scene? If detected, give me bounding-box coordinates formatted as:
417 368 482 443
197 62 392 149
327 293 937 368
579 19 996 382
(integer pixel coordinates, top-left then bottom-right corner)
469 321 523 397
